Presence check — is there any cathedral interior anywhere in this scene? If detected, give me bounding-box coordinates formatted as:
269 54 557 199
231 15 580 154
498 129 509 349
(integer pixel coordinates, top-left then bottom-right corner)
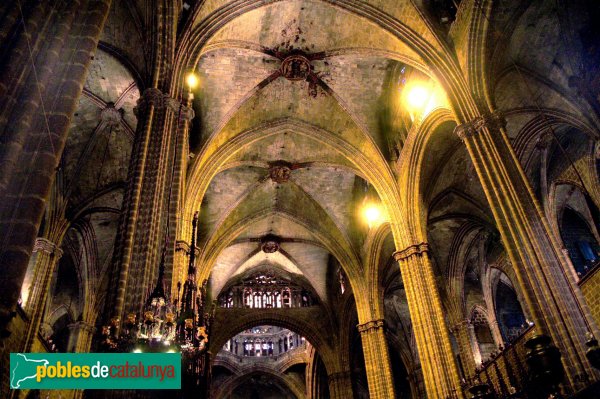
1 0 600 398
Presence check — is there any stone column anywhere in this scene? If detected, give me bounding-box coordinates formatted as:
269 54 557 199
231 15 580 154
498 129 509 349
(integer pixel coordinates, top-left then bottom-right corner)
394 243 464 399
67 321 95 353
22 238 63 351
452 320 477 378
327 371 353 399
488 319 504 348
113 92 194 322
168 98 194 297
357 319 396 399
173 240 190 296
110 87 163 325
0 0 112 340
455 112 598 388
467 322 482 366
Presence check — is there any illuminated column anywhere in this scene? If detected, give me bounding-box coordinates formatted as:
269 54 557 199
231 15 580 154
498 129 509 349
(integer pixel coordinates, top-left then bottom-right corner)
452 319 477 378
467 323 482 366
394 244 464 399
456 112 598 388
173 240 191 294
22 238 63 351
328 371 353 399
357 319 396 399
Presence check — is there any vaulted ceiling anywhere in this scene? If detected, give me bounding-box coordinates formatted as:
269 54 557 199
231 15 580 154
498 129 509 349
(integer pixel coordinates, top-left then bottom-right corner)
57 0 600 359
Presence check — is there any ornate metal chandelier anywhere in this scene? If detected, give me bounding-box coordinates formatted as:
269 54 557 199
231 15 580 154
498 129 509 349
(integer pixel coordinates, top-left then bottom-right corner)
100 212 213 389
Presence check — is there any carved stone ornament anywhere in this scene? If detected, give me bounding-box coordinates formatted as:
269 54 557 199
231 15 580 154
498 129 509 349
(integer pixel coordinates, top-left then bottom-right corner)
268 162 293 183
393 242 429 261
164 96 195 121
134 88 164 116
280 54 312 81
455 111 506 141
357 319 385 334
100 104 123 127
33 238 63 258
261 235 281 253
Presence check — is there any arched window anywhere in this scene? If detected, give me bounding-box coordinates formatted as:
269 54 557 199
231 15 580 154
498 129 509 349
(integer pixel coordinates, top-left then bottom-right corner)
244 288 253 308
560 207 600 277
494 279 527 342
282 288 291 308
219 272 315 308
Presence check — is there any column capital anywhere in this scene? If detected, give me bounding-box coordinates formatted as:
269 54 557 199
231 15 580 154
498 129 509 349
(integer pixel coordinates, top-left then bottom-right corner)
357 319 385 334
33 237 63 258
164 96 195 121
454 111 506 141
134 88 162 115
176 240 200 256
68 321 96 334
176 240 191 253
393 242 429 261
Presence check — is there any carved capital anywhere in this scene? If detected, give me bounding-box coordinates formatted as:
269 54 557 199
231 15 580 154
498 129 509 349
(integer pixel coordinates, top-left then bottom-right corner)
179 105 195 121
162 96 196 121
176 240 199 256
357 319 385 334
134 88 164 116
454 122 479 141
393 242 429 261
455 111 506 141
176 240 191 253
33 238 63 258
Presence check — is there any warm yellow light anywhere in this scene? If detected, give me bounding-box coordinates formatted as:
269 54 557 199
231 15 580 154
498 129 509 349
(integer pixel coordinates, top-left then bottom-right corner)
363 203 384 228
406 86 430 110
402 80 447 120
186 73 199 89
133 348 143 353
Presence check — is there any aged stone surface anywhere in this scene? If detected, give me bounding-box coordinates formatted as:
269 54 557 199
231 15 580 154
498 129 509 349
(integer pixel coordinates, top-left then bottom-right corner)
2 1 600 399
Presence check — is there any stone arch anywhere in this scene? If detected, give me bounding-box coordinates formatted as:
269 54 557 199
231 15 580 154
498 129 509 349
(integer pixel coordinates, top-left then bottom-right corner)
210 309 337 374
213 367 305 399
468 305 496 363
489 267 527 342
181 118 405 321
172 0 479 123
398 107 457 241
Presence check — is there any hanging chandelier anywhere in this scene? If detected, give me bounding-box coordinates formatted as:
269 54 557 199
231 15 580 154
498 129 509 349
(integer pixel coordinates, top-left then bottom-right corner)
100 212 214 388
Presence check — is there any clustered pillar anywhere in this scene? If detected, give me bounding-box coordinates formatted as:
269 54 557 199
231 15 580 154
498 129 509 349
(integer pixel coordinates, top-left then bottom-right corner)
452 319 478 378
455 111 599 389
0 0 112 341
357 319 396 399
327 370 353 399
22 238 63 351
394 243 464 398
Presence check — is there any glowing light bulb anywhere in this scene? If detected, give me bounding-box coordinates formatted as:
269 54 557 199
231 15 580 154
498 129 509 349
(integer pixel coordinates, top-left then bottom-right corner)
186 73 199 90
406 86 430 110
363 203 383 228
